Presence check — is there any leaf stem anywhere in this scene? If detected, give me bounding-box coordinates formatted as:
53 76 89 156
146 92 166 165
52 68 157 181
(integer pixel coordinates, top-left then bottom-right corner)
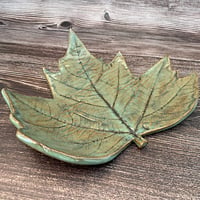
133 136 148 148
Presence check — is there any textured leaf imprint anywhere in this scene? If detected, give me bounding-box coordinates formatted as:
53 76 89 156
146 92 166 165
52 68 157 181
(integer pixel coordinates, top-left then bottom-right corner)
2 30 198 165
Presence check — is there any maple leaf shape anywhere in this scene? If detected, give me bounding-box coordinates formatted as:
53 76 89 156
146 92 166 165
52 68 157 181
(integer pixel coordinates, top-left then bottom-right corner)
2 30 198 165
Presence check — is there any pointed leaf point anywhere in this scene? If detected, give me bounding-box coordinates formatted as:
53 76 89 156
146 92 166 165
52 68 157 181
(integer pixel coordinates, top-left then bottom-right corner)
1 89 14 113
117 51 122 56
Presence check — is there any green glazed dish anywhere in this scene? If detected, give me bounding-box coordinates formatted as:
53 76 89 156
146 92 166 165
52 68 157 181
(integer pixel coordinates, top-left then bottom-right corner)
2 30 199 165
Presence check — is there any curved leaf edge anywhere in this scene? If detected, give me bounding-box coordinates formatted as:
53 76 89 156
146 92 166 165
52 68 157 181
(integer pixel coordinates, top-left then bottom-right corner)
141 99 198 136
16 131 131 165
1 88 133 165
140 73 199 136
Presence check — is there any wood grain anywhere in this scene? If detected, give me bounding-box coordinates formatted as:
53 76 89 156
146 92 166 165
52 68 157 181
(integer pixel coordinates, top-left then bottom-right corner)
0 0 200 199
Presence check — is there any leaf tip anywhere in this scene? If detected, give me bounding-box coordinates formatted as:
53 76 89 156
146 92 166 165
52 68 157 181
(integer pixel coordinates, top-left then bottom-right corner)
43 67 50 75
1 88 6 97
1 88 15 113
68 28 77 42
43 67 54 78
66 28 90 58
117 51 122 57
69 28 76 40
162 56 170 65
1 88 9 102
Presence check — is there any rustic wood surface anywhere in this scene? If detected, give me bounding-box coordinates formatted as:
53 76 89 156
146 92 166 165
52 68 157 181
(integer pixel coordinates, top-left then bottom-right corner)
0 1 200 199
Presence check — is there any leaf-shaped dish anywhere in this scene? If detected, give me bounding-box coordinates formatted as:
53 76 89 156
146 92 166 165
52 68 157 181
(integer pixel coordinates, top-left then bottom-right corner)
2 30 199 165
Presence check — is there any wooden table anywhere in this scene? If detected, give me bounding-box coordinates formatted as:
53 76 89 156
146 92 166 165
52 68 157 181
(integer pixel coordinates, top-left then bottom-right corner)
0 1 199 199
